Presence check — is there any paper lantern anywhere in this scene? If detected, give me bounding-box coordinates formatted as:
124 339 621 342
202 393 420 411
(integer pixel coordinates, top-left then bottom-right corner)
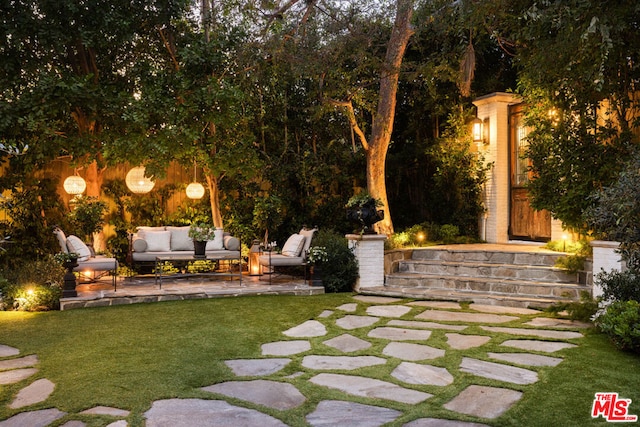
186 182 205 199
126 166 155 194
63 175 86 195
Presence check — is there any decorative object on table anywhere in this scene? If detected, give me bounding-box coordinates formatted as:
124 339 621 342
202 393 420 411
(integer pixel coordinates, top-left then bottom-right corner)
188 223 216 258
307 246 328 286
55 252 79 298
345 191 384 234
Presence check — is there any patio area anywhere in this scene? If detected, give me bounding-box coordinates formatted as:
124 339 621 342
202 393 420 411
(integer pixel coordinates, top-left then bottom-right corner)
60 273 325 310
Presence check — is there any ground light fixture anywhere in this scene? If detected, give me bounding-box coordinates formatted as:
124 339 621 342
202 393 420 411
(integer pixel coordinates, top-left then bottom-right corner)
186 162 205 199
63 173 86 196
126 166 155 194
248 240 263 276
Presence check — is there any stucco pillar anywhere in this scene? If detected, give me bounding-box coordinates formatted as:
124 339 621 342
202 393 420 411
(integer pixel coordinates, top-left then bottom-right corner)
473 92 521 244
347 234 387 291
590 240 623 298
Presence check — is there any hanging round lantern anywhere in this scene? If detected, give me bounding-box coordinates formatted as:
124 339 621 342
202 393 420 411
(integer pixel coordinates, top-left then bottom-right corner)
186 182 205 199
63 175 86 195
126 166 155 194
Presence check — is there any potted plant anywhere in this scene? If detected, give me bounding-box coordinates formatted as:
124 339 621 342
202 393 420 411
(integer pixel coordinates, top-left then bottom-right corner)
189 223 216 258
307 246 328 286
345 191 384 234
68 196 108 248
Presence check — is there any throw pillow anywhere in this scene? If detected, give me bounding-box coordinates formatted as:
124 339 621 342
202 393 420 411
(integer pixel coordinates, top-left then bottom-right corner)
281 233 306 257
206 227 225 250
66 235 92 261
136 226 166 240
144 230 172 252
132 238 148 252
223 236 240 251
53 228 68 254
167 226 194 251
299 228 317 255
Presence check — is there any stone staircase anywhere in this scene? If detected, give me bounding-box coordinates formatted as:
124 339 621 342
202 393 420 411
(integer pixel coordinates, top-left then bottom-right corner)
364 244 592 309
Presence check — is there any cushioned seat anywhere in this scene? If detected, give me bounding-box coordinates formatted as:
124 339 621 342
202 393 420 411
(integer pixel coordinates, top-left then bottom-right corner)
258 228 317 283
53 227 119 290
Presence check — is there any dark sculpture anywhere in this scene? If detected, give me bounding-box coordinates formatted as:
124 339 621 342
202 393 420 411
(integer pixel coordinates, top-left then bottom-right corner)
346 198 384 234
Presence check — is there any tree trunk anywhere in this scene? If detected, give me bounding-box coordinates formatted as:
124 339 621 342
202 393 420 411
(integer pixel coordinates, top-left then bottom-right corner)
84 159 106 250
368 0 414 235
205 173 223 228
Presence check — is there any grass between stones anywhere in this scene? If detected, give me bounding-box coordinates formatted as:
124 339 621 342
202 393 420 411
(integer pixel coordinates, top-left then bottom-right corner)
0 293 637 426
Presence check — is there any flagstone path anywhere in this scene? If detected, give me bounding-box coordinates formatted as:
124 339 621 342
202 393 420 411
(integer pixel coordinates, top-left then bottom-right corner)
0 295 590 426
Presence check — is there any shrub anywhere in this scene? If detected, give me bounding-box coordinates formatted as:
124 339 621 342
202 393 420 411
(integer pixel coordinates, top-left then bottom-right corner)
595 300 640 353
595 269 640 302
311 230 358 293
0 256 65 311
555 254 587 274
545 291 599 322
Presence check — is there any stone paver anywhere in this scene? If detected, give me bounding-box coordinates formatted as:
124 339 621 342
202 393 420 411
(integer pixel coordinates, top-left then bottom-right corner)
501 339 577 353
409 301 462 309
388 319 467 331
310 373 433 404
368 327 432 341
318 310 333 318
0 367 38 385
382 342 445 361
60 421 87 427
306 400 402 427
480 326 582 340
443 385 522 419
106 421 127 427
416 310 519 324
353 296 403 304
469 304 540 315
144 398 287 427
392 362 454 386
0 408 66 427
336 315 379 330
283 320 327 337
202 380 306 410
9 378 55 409
302 355 386 370
525 317 592 329
80 406 131 417
0 344 19 358
487 352 563 367
445 333 491 350
225 359 291 376
261 340 311 356
404 418 490 426
336 303 358 312
323 334 372 352
460 357 538 385
0 354 38 371
366 305 411 317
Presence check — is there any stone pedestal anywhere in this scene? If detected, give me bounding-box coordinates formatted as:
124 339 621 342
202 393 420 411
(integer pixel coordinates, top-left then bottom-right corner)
590 240 622 299
346 234 387 291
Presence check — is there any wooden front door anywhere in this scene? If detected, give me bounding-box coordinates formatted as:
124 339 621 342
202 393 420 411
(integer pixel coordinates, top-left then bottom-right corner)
509 105 551 241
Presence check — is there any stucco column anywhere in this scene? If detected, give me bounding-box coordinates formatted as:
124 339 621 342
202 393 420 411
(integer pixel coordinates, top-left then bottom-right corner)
590 240 623 298
347 234 387 291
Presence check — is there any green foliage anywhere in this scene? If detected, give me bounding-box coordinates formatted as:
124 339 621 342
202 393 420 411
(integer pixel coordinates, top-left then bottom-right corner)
387 222 479 249
310 230 358 293
554 255 586 275
345 191 383 208
595 270 640 303
186 260 216 274
546 291 599 322
68 196 107 243
0 181 65 265
0 256 64 311
596 300 640 353
188 223 216 241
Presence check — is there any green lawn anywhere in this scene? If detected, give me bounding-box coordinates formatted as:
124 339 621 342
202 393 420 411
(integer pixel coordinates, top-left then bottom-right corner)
0 293 638 426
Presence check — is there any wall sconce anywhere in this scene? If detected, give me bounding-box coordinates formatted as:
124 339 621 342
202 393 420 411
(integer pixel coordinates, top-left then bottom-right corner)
186 162 205 199
248 240 262 276
126 166 155 194
472 117 490 145
63 173 86 196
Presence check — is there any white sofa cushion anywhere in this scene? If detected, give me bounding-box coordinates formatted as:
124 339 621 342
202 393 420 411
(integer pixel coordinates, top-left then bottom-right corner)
144 230 172 252
66 235 92 261
53 228 68 253
281 233 306 257
167 226 194 251
206 228 224 250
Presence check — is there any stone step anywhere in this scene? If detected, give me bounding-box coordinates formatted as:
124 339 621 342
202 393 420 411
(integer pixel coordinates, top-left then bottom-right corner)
411 247 563 266
359 286 576 309
385 273 590 300
397 260 583 284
